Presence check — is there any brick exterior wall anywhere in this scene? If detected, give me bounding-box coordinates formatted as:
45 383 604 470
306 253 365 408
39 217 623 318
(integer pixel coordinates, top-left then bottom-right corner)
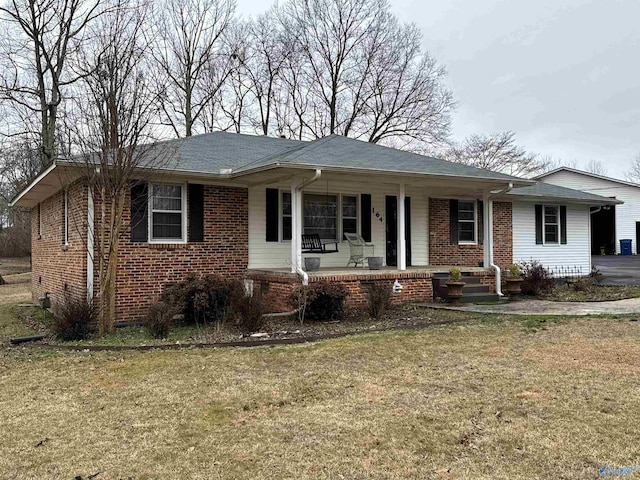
31 181 88 310
105 184 249 321
429 199 513 269
246 269 496 313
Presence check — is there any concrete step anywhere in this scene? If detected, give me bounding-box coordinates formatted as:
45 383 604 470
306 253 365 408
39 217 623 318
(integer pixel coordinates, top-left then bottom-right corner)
457 292 500 304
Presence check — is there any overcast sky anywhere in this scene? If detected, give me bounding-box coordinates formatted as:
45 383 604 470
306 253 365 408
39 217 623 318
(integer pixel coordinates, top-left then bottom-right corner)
236 0 640 180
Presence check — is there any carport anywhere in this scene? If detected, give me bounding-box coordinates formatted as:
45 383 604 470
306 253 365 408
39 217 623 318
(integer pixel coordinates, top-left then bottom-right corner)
591 205 616 255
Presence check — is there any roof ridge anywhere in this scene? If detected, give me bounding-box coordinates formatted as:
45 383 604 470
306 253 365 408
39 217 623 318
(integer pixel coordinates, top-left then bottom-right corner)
233 139 311 172
275 135 338 163
536 166 640 188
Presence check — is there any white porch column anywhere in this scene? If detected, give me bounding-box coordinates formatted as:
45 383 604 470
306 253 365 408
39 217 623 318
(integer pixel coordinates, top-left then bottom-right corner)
398 183 406 270
483 191 491 268
290 179 303 273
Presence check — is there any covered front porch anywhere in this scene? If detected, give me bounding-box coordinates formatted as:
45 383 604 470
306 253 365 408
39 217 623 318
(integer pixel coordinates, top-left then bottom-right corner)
244 166 513 283
246 265 497 312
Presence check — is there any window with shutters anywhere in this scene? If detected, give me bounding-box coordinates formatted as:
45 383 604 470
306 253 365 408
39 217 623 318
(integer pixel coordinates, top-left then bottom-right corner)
149 184 186 242
458 200 476 244
543 204 559 244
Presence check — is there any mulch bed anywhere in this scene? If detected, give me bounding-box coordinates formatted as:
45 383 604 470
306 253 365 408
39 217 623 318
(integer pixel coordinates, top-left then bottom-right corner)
542 284 640 302
12 306 473 351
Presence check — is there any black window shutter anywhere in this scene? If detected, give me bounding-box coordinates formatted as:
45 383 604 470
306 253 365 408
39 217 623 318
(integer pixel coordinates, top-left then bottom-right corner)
449 199 459 245
560 205 567 244
361 194 372 242
535 204 543 244
266 188 279 242
188 184 204 242
131 182 148 242
478 200 484 245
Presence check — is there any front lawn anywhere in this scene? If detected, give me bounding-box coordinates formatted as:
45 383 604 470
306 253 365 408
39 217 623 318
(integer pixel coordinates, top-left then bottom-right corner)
2 301 640 479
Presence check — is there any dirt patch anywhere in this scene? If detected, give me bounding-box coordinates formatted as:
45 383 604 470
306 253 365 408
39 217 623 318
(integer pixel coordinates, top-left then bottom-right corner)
543 284 640 302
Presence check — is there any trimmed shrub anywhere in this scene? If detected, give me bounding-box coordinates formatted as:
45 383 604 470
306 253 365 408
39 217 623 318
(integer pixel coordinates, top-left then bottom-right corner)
293 281 349 321
145 301 173 339
53 297 95 341
160 274 240 326
367 281 392 319
519 260 555 296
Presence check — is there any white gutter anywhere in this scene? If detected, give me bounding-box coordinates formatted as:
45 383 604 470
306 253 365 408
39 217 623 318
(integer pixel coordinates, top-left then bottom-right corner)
87 185 94 301
292 169 322 286
9 162 57 206
488 182 514 297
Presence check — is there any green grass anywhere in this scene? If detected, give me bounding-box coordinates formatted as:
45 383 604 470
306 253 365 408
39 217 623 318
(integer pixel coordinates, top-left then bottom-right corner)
2 299 640 479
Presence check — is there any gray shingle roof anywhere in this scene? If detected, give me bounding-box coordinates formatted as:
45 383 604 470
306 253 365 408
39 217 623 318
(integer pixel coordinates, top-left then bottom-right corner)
508 182 623 205
163 131 305 173
233 134 530 182
142 131 531 184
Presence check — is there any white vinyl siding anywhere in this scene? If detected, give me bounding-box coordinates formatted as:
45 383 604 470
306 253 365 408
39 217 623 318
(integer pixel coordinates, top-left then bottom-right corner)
513 201 591 274
541 170 640 254
248 182 429 269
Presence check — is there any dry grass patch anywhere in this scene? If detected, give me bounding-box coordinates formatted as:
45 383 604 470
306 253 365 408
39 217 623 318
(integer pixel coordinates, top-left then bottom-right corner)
1 317 640 479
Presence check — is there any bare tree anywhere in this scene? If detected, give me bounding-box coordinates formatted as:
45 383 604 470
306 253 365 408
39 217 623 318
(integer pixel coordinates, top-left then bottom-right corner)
150 0 236 137
584 159 607 177
268 0 453 149
446 131 549 178
625 153 640 184
242 11 289 136
0 0 104 166
69 0 171 334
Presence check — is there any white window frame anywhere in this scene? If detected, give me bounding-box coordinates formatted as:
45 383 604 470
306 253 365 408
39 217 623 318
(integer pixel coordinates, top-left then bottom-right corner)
63 189 69 246
148 183 187 244
458 199 477 245
542 204 560 245
280 190 292 242
340 193 359 241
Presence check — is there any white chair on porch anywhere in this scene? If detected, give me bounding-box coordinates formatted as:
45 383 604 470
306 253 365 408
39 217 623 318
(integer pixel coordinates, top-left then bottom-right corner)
344 232 375 268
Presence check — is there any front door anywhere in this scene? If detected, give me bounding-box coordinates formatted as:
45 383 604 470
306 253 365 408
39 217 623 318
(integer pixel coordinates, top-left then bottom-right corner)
385 195 411 267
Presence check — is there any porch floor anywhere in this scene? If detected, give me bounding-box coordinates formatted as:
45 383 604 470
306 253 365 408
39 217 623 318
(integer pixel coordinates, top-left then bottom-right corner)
247 265 492 278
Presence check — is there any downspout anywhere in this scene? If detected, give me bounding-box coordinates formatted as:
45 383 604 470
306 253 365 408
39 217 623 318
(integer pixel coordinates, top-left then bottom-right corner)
292 169 322 286
487 182 514 297
590 206 602 215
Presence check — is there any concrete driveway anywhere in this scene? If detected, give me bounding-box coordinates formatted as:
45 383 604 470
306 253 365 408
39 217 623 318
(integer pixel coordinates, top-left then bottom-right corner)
592 255 640 286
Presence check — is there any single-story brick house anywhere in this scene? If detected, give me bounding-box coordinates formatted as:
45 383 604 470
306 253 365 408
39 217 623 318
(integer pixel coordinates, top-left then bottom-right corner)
11 133 620 320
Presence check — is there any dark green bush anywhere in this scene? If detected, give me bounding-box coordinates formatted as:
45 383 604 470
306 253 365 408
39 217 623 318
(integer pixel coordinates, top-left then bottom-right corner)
367 281 392 319
53 297 95 341
293 281 349 321
519 260 555 296
145 301 174 339
161 274 240 325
